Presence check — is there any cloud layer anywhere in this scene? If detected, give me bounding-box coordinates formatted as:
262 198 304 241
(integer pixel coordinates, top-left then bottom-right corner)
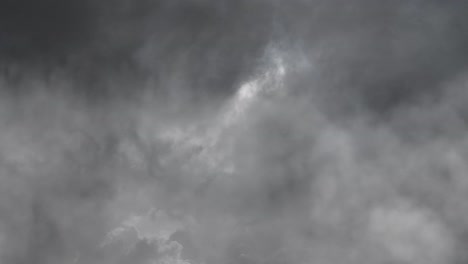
0 1 468 264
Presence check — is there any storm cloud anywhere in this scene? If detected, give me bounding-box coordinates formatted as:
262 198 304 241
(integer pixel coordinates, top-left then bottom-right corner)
0 1 468 264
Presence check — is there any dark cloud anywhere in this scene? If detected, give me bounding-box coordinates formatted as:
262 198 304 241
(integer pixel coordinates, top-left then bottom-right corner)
0 0 274 101
280 1 468 118
0 0 94 62
1 1 468 264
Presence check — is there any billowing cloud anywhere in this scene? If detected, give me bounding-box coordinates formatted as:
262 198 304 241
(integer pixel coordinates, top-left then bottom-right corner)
0 1 467 264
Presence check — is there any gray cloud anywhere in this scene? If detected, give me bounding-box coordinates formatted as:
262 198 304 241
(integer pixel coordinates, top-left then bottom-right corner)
0 1 468 264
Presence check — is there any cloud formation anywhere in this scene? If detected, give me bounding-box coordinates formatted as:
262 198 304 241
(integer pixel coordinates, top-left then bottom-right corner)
0 1 468 264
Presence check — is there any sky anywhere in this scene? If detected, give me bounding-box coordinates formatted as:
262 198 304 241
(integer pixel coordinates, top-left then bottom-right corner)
0 1 468 264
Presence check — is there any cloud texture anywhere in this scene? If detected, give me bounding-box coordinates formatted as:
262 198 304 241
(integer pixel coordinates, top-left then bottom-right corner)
0 1 468 264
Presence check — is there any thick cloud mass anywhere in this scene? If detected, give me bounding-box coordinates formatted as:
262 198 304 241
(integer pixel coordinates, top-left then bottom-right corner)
0 0 94 61
0 1 468 264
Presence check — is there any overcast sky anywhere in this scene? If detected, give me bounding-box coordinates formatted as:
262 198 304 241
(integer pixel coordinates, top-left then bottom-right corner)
0 1 468 264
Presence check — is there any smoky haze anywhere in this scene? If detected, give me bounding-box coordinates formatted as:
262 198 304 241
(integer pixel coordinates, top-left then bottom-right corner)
0 1 468 264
